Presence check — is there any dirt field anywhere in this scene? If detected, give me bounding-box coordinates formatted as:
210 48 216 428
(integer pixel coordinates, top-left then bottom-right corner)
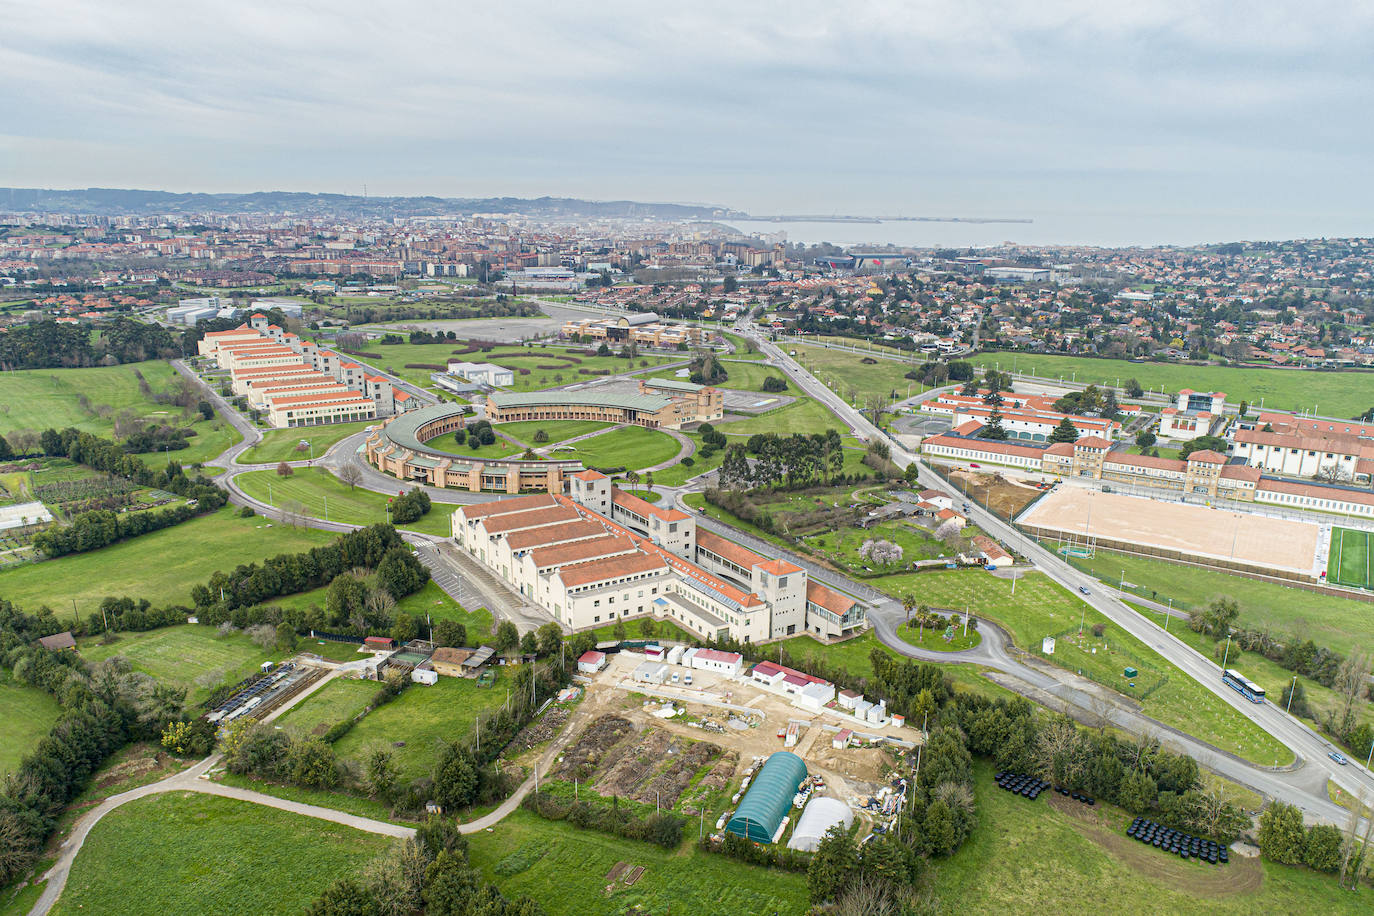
948 469 1042 520
1019 487 1319 576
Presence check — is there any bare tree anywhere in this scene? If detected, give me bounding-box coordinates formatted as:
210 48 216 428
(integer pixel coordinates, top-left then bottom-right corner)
338 463 363 489
365 587 396 621
1335 648 1371 733
1033 714 1085 787
281 499 307 528
1122 728 1161 773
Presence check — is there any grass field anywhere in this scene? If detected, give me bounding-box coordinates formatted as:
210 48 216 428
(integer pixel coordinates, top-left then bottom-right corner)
937 760 1374 915
236 466 452 536
467 809 809 916
0 683 63 776
878 570 1293 764
275 677 377 737
792 344 925 400
802 518 948 572
332 674 510 780
970 351 1368 417
494 419 613 445
0 361 240 466
555 426 682 470
1328 526 1372 590
376 342 679 390
651 360 788 393
434 430 524 459
0 506 335 611
239 420 376 465
50 792 392 916
1065 546 1374 655
79 624 279 705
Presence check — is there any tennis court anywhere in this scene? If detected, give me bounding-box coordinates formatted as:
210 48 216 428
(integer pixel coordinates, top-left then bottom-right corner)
1328 527 1373 590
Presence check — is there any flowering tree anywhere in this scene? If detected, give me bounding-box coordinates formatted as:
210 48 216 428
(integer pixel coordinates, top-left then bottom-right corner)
859 538 903 567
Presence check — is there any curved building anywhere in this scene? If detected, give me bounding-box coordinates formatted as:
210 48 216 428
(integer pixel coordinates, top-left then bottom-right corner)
365 404 581 494
486 378 721 429
787 796 854 852
725 751 807 844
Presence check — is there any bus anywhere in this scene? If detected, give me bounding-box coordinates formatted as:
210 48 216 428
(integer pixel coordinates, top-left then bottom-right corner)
1222 669 1265 704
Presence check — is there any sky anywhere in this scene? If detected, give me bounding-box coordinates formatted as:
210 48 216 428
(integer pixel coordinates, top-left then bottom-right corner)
2 0 1373 244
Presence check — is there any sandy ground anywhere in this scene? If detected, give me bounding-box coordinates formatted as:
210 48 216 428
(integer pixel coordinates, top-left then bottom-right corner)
1020 487 1319 575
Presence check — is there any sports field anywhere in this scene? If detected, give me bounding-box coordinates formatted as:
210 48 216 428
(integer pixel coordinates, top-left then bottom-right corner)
1328 526 1373 590
1020 488 1320 577
50 792 391 916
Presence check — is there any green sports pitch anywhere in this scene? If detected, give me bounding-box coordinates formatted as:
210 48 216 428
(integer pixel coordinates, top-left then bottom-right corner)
1328 527 1373 590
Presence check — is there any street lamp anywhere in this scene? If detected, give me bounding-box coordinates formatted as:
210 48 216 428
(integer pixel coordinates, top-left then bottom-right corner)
1285 675 1297 714
1221 634 1233 670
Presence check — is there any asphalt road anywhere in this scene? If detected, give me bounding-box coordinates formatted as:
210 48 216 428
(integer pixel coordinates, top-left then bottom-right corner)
734 318 1374 827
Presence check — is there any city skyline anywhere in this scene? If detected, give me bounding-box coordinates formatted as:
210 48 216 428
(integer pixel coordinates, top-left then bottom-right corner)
4 1 1373 245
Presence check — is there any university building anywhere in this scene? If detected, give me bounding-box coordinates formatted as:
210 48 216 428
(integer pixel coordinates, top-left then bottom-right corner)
450 478 866 642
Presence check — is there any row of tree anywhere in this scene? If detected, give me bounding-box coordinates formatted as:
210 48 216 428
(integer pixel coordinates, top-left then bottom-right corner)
0 318 177 370
33 494 227 557
1259 800 1372 886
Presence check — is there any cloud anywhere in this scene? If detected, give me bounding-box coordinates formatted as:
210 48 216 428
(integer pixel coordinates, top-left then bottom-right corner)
0 0 1371 240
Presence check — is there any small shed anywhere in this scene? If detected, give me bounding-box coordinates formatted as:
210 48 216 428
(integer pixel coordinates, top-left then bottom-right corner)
412 666 438 686
837 689 862 710
37 631 77 652
1042 636 1056 655
1123 666 1139 679
633 661 668 684
461 646 495 675
577 650 607 674
832 728 854 750
364 635 396 651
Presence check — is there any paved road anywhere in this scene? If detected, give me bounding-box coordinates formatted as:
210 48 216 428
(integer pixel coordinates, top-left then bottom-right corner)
735 319 1374 828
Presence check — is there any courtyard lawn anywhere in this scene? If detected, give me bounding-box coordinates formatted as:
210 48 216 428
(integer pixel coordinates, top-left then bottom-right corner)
0 683 63 776
558 426 681 471
937 760 1374 916
333 674 510 780
792 344 926 400
877 569 1293 765
79 624 279 706
434 430 525 459
236 466 452 536
1328 526 1372 590
275 677 378 737
969 351 1368 417
1065 546 1374 655
0 506 335 611
49 792 392 916
466 809 809 916
239 419 377 465
494 418 613 445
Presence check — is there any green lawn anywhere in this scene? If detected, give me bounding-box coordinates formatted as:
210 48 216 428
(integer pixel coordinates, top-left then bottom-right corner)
970 351 1368 417
792 344 925 401
495 419 613 445
50 792 392 916
0 683 63 776
433 430 525 459
652 361 788 393
275 676 377 737
900 620 983 651
722 332 768 360
877 570 1293 764
79 624 279 705
802 518 948 573
557 426 682 471
0 361 240 465
333 674 510 780
718 396 847 438
938 760 1374 915
239 420 377 465
0 506 336 611
377 342 679 391
1065 546 1374 655
235 466 451 536
466 809 809 916
1328 526 1372 590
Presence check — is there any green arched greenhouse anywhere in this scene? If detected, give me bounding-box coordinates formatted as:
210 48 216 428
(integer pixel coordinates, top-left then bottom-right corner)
725 751 807 844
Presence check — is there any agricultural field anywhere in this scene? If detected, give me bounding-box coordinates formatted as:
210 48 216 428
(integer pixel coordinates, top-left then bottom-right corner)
1328 526 1372 591
467 809 809 916
938 761 1374 915
0 683 64 776
554 426 682 470
1065 547 1374 655
239 419 377 465
877 570 1292 765
969 351 1366 417
0 506 335 611
79 624 280 706
274 676 377 737
235 466 452 536
332 673 510 780
49 793 392 916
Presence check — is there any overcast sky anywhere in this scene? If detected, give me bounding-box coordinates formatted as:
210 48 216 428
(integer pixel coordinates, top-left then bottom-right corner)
3 0 1372 243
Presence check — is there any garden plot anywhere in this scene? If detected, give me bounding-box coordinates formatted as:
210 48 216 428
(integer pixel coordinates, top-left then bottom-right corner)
554 714 724 810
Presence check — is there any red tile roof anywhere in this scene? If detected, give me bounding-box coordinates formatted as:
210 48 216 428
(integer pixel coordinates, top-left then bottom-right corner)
557 550 667 587
458 494 556 521
504 519 607 551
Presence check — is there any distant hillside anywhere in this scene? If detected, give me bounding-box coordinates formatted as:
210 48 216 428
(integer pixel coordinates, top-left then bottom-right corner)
0 187 743 220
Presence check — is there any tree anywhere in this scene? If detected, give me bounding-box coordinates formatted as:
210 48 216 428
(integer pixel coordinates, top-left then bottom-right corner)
519 630 537 655
1258 801 1306 865
535 622 562 656
532 429 549 443
981 409 1008 440
612 619 627 641
275 622 297 652
807 824 858 904
1303 823 1344 873
1102 389 1119 420
1135 430 1156 449
434 619 467 648
0 434 14 462
277 461 294 477
197 400 214 421
1178 434 1228 460
391 612 417 645
596 342 611 357
1048 417 1078 444
306 878 383 916
432 742 479 810
1334 648 1370 734
338 463 363 489
494 620 519 655
291 737 339 788
1125 378 1144 398
364 745 400 800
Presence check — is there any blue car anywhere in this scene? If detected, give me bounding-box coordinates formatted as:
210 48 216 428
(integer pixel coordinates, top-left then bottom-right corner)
1079 586 1091 596
1329 751 1349 766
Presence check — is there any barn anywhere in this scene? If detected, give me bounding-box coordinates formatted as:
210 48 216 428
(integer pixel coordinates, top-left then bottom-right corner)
725 751 807 844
